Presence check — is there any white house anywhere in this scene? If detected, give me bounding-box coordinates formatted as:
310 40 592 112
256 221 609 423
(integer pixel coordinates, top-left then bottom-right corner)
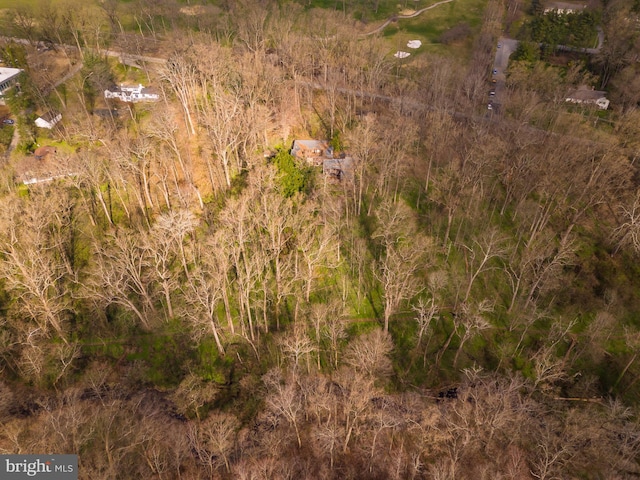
35 111 62 129
0 67 23 103
566 86 609 110
104 84 160 103
543 2 587 14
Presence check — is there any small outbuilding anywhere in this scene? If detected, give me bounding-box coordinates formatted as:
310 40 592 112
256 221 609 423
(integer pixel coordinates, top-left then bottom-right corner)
35 111 62 129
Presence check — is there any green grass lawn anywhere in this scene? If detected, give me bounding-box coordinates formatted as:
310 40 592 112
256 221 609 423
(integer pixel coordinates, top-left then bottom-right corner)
36 138 76 154
378 0 486 61
404 0 485 37
303 0 444 21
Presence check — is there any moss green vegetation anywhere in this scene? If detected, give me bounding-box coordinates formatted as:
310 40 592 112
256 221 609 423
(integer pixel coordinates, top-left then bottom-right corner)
0 125 13 152
404 0 484 39
273 148 309 198
379 0 486 59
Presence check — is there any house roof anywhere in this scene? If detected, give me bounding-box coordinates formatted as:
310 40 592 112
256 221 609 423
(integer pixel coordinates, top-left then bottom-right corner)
39 111 61 122
107 83 157 94
291 140 332 159
0 67 22 84
544 1 587 11
567 86 607 101
323 157 354 181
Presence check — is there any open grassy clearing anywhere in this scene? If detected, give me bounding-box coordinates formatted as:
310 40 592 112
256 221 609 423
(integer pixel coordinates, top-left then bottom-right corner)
302 0 444 20
377 0 486 61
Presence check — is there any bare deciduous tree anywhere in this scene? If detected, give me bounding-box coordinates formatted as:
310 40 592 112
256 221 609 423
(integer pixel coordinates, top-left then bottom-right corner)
612 192 640 255
0 193 75 341
161 54 198 136
280 328 316 375
181 264 226 355
343 328 393 380
374 200 429 332
200 86 249 189
413 298 439 367
334 368 379 453
459 228 507 303
189 412 239 473
263 369 304 448
86 230 156 329
171 372 220 421
452 300 493 368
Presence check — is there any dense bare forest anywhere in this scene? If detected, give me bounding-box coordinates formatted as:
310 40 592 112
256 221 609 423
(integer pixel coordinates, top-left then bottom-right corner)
0 0 640 478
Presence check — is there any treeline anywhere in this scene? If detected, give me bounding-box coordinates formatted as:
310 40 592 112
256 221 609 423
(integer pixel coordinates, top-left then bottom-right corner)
527 10 599 49
0 0 640 478
2 364 639 478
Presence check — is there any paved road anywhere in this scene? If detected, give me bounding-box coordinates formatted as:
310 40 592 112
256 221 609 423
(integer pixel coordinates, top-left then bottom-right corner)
100 48 166 65
489 37 519 113
488 30 603 114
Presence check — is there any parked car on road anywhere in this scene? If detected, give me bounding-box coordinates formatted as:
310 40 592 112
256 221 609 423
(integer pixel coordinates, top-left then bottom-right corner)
2 119 14 125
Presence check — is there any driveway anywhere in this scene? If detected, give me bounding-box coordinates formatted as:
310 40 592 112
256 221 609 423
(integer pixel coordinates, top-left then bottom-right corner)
489 37 519 113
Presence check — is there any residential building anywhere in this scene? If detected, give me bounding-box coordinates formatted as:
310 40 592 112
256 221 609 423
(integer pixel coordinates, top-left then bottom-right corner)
565 86 609 110
104 84 160 102
543 2 587 14
0 67 23 103
323 157 354 183
291 140 332 166
291 139 353 182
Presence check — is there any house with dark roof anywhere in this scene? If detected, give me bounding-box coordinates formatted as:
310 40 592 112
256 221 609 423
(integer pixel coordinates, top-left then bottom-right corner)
323 157 354 183
565 86 609 110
